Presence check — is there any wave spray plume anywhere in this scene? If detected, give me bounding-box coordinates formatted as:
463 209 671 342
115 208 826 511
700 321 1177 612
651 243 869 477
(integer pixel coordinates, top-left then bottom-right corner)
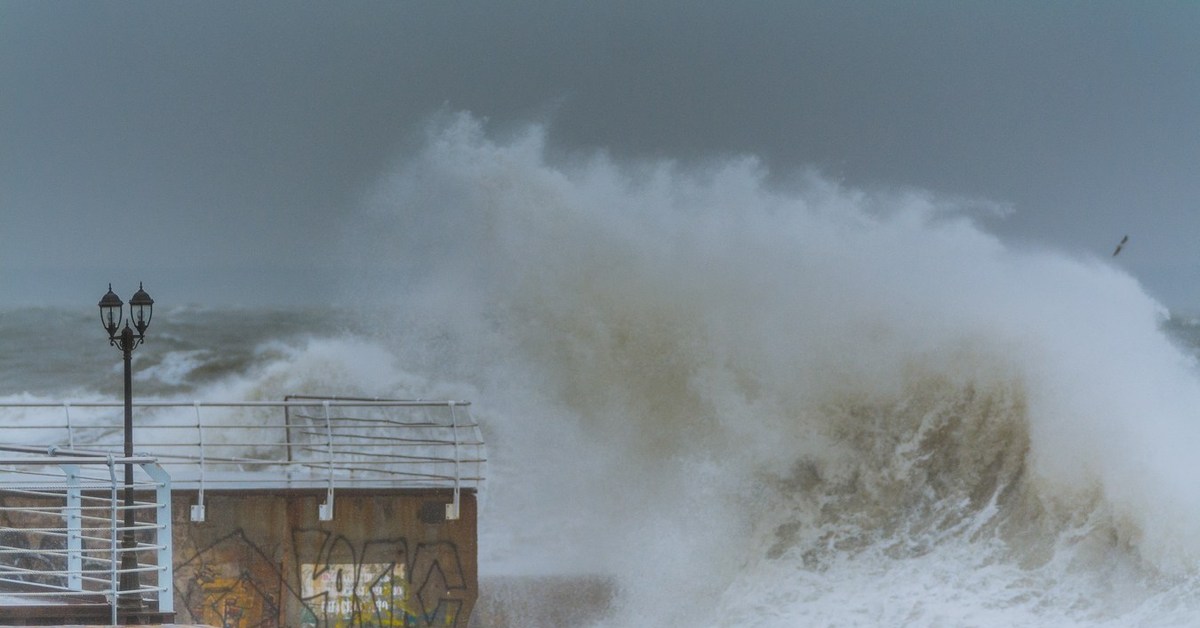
350 113 1200 626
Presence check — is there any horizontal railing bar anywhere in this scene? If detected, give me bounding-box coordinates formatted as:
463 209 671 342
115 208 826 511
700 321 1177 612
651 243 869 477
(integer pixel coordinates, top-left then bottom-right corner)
290 434 477 446
0 400 471 408
0 502 155 514
163 477 485 486
0 573 158 592
0 540 155 554
0 482 125 491
0 577 76 592
134 447 486 458
6 568 161 582
0 457 158 466
0 524 158 539
287 415 480 428
128 449 477 461
0 482 163 491
1 469 479 479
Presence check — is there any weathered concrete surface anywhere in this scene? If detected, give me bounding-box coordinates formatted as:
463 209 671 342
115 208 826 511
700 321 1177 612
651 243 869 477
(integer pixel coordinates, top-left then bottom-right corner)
470 575 615 628
171 489 477 628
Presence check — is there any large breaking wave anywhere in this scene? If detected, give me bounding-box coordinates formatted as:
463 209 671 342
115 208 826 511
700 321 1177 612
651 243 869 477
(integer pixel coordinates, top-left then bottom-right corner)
345 113 1200 626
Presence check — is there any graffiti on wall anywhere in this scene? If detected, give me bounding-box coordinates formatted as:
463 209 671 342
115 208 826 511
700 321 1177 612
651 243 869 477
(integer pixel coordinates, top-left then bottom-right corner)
301 562 404 621
175 527 468 628
176 529 284 628
295 528 468 627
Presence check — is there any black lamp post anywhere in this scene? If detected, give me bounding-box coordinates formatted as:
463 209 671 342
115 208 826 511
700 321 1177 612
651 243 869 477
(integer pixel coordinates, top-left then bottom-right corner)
98 283 153 614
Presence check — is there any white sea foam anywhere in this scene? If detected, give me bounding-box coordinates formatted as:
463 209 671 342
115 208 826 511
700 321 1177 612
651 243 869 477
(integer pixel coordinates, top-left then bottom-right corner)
337 113 1200 626
135 349 211 387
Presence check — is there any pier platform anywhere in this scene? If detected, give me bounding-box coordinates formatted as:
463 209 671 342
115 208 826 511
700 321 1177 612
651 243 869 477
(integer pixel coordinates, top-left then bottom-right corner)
0 398 484 627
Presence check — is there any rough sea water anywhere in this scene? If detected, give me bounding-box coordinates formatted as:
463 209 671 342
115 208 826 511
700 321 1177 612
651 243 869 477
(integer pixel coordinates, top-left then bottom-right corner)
9 114 1200 626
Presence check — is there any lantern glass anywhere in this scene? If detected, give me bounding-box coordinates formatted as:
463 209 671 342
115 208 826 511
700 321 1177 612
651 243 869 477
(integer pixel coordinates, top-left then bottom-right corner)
129 283 154 334
98 286 123 337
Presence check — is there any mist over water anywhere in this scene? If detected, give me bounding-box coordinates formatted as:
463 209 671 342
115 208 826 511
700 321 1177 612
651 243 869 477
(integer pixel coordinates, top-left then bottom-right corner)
344 114 1200 626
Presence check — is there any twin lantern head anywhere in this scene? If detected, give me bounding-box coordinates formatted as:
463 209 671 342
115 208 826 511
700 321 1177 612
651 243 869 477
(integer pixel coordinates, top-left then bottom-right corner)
98 283 154 339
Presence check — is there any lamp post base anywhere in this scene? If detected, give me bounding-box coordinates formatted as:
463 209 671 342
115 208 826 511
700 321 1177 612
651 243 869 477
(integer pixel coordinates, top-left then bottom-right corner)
118 532 142 613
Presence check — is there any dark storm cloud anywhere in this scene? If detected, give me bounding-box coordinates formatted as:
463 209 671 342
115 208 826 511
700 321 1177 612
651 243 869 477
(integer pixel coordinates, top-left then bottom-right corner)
2 1 1198 307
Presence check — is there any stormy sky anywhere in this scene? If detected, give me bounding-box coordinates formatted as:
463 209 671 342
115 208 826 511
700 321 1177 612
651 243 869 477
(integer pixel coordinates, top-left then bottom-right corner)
2 1 1198 309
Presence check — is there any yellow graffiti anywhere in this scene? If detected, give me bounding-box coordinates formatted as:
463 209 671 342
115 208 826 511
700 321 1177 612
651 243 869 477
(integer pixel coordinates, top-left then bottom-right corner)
197 573 274 628
300 562 458 627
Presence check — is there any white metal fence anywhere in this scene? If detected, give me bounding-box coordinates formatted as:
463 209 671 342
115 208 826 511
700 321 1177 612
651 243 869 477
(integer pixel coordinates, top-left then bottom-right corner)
0 397 486 522
0 446 172 625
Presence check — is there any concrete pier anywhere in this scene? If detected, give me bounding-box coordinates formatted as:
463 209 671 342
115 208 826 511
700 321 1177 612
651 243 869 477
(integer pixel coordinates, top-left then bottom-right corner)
0 488 477 627
171 488 477 627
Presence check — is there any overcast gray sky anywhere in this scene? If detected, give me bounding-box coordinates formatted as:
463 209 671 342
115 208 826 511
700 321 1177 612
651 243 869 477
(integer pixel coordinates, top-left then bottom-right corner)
3 1 1198 309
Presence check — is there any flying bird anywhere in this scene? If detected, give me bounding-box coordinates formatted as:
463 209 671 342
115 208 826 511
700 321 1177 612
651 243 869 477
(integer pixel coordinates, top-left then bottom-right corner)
1112 235 1128 257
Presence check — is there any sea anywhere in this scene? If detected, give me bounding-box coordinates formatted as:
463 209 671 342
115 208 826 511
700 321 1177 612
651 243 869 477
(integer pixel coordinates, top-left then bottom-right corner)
8 114 1200 626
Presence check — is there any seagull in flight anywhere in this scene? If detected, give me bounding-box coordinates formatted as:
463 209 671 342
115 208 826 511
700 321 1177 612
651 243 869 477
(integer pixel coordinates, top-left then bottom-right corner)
1112 235 1128 257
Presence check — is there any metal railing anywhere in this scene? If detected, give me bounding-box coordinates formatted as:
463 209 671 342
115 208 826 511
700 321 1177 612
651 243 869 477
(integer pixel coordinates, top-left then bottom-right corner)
0 398 486 521
0 446 172 626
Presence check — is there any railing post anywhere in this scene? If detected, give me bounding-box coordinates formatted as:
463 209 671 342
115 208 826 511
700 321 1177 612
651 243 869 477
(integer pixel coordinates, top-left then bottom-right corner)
283 396 295 463
141 461 174 614
191 402 206 522
60 463 83 592
107 454 119 626
319 401 334 521
63 402 74 450
447 402 461 520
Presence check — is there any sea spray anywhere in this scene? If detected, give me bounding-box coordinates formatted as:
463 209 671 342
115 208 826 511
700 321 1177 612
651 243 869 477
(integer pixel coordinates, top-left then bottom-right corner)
342 113 1200 625
0 108 1195 624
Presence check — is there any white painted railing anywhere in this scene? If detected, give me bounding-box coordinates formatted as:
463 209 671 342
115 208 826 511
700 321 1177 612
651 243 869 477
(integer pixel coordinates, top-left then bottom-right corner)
0 446 173 626
0 397 486 522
